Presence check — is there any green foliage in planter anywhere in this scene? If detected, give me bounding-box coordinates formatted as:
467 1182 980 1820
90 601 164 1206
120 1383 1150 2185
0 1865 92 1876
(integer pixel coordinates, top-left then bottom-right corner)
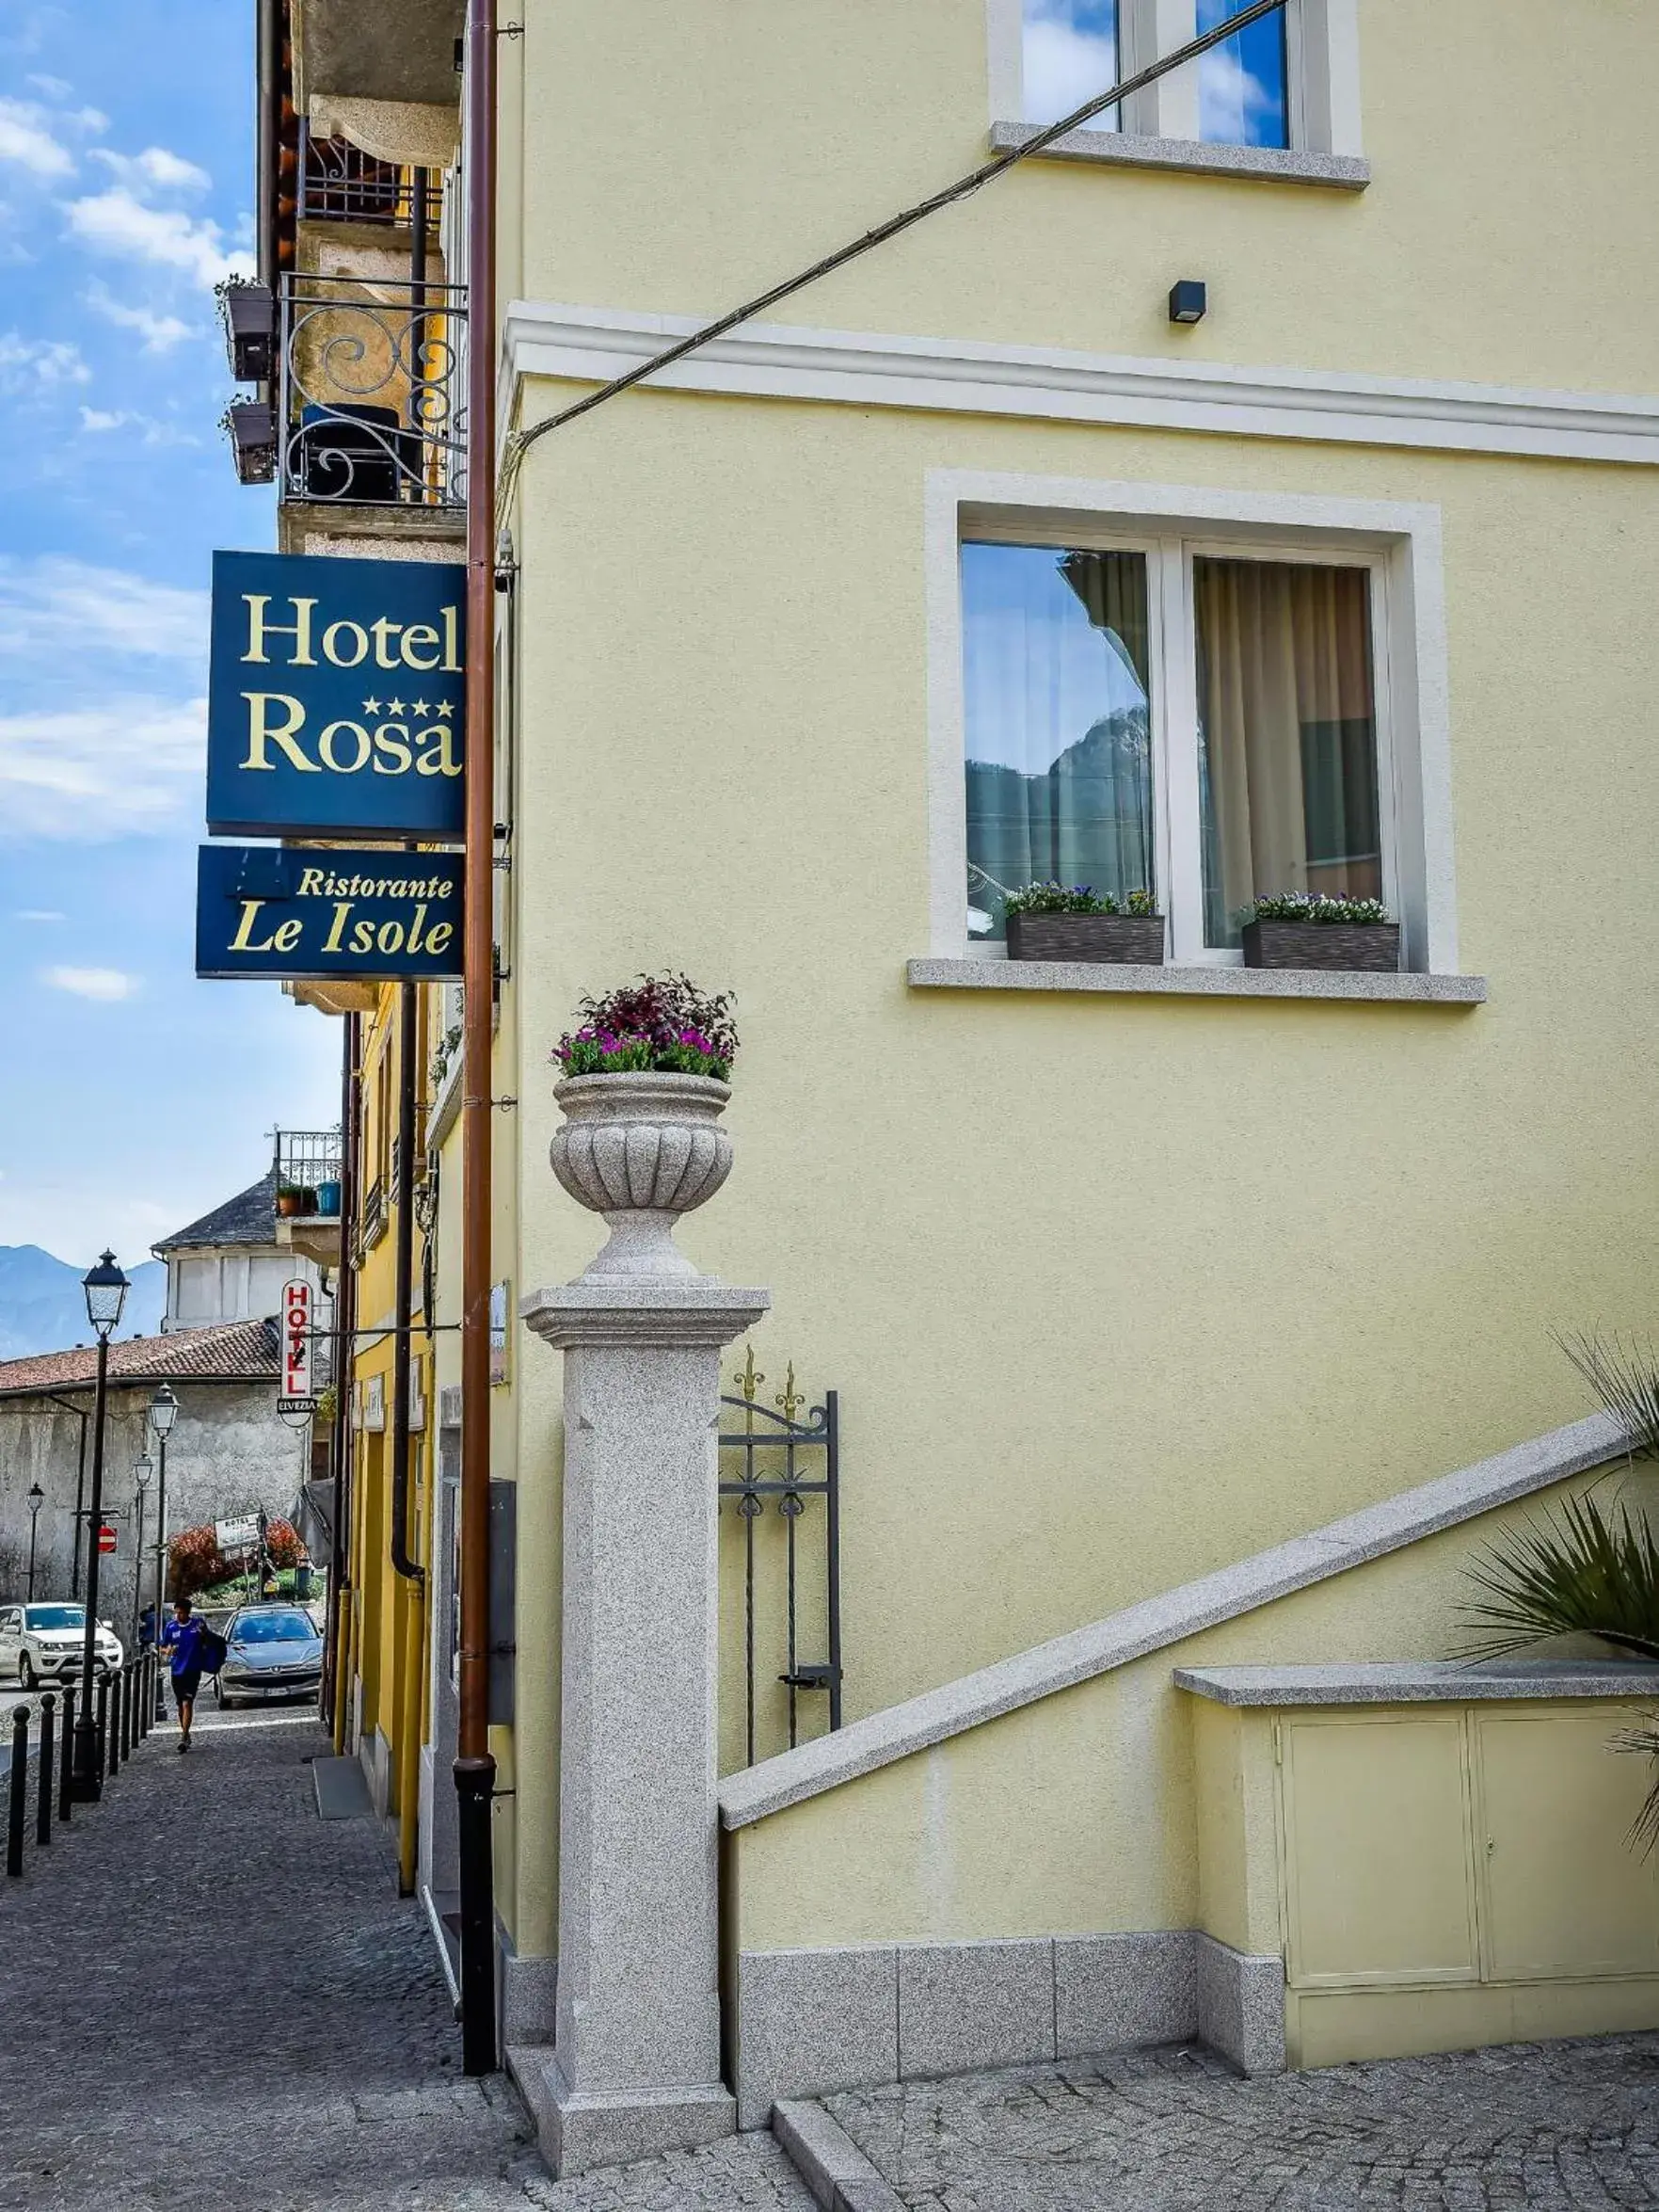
553 971 737 1082
1235 892 1393 926
1004 881 1159 919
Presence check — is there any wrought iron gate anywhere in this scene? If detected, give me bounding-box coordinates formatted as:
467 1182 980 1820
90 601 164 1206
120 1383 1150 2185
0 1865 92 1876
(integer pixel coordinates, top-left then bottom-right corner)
718 1349 841 1769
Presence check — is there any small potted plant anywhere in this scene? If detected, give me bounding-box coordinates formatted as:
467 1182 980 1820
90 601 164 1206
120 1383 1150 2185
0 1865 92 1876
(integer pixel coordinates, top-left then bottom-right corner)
1237 893 1400 972
1004 882 1164 965
276 1182 304 1219
550 973 739 1278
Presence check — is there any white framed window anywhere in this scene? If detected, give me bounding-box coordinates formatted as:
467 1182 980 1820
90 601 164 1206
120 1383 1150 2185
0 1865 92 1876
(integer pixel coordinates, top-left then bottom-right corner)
926 473 1458 973
988 0 1363 161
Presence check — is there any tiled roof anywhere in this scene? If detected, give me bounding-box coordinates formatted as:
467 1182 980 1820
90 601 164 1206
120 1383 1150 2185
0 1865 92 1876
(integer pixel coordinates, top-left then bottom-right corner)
152 1167 279 1254
0 1317 280 1399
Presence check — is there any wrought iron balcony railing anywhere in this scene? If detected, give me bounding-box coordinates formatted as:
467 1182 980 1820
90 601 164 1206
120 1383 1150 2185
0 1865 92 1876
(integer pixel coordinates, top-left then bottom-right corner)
274 1130 343 1214
298 123 444 230
279 270 467 511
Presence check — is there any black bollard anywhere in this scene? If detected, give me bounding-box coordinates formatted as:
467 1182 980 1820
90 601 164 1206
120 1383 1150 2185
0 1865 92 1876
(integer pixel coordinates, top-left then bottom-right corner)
36 1694 54 1847
154 1646 167 1726
58 1684 75 1825
7 1706 27 1876
137 1656 150 1741
95 1675 109 1781
120 1662 133 1759
107 1666 121 1777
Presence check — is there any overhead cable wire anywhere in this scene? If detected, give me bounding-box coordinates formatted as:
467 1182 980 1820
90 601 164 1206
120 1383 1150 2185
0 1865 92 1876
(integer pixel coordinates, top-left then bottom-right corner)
499 0 1288 514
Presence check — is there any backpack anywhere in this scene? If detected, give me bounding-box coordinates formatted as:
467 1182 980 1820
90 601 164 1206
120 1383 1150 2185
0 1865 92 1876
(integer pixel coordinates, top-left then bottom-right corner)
197 1625 229 1675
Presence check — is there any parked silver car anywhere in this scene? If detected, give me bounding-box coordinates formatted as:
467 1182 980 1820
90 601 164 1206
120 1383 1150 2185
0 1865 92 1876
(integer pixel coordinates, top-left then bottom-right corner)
0 1602 122 1688
215 1604 324 1708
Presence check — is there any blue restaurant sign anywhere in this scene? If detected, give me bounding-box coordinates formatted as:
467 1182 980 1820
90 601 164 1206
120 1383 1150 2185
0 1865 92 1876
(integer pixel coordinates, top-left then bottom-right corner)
196 844 465 981
206 550 466 841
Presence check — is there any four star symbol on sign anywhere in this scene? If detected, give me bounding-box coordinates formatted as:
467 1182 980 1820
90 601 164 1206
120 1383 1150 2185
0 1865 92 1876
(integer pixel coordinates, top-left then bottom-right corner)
360 697 459 719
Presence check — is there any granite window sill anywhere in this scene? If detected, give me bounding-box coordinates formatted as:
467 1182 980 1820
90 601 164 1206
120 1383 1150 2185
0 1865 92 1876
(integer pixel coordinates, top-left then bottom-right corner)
907 959 1486 1005
989 121 1370 192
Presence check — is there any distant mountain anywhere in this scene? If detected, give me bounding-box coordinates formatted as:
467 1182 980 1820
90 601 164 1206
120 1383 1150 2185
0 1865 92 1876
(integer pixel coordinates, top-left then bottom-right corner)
0 1246 167 1363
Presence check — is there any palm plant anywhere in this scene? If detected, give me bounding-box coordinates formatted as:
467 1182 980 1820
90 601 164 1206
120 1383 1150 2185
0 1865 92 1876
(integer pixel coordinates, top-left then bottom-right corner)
1462 1332 1659 1847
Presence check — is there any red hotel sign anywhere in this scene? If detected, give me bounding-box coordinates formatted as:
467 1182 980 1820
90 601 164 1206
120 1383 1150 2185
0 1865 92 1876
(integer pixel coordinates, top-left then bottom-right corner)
281 1277 315 1407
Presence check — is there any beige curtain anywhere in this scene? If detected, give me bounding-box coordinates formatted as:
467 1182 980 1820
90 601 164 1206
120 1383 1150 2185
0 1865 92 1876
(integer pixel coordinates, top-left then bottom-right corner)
1193 557 1379 946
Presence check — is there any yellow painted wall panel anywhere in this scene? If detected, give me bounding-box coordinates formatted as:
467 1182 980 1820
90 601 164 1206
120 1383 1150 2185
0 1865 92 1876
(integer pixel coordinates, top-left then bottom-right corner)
1476 1711 1659 1982
1291 1975 1659 2072
514 0 1659 397
1283 1714 1476 1987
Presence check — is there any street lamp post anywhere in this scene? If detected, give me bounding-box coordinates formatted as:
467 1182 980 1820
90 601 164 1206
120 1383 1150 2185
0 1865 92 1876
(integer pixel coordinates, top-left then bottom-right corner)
71 1252 128 1802
25 1484 44 1601
149 1384 177 1722
131 1455 153 1649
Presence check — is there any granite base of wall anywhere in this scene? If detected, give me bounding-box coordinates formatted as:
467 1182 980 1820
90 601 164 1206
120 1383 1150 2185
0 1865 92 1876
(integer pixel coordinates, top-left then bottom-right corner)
733 1931 1283 2128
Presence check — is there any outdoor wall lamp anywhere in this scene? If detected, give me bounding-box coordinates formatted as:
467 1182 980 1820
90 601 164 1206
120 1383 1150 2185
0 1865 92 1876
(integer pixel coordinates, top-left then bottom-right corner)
1168 280 1208 325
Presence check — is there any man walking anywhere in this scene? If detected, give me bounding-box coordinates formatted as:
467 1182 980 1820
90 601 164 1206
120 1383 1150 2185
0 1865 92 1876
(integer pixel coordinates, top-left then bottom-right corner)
160 1596 206 1753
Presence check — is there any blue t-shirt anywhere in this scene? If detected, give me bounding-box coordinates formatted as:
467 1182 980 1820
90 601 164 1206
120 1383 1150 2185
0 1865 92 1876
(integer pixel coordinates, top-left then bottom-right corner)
162 1617 206 1678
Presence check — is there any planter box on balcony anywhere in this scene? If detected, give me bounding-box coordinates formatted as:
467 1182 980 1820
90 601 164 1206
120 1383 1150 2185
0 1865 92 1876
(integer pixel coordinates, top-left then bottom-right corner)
1006 911 1166 964
222 282 275 383
227 402 277 486
1241 921 1401 971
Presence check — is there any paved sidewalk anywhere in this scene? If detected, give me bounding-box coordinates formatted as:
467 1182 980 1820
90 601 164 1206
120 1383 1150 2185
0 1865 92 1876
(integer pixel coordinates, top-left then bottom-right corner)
0 1705 809 2212
824 2038 1659 2211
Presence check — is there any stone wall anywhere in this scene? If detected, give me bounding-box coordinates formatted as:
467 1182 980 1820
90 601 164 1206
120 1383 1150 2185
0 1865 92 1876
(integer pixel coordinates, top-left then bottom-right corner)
0 1383 312 1634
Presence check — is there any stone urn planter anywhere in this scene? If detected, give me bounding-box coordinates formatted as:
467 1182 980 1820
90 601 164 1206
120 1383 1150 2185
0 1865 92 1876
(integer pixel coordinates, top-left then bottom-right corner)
550 1071 733 1277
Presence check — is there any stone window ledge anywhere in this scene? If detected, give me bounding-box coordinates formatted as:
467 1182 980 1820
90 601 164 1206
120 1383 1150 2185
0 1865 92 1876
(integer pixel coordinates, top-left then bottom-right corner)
989 121 1370 191
907 958 1487 1005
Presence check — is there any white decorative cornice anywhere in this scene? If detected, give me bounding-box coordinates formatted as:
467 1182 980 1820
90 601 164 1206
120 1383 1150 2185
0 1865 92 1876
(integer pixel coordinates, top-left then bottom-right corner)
502 301 1659 468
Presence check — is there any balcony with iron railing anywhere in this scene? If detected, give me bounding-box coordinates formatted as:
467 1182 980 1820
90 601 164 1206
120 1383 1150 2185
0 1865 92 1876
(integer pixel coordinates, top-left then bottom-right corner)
298 122 444 231
223 270 466 521
279 268 468 513
274 1129 345 1265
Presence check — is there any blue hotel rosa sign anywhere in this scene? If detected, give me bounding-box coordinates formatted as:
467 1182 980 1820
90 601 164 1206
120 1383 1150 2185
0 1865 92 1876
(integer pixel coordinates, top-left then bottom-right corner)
207 550 466 840
197 844 464 981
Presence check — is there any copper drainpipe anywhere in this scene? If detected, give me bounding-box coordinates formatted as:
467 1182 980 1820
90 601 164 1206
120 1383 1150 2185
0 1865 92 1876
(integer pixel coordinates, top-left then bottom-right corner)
328 1010 361 1753
456 0 500 2076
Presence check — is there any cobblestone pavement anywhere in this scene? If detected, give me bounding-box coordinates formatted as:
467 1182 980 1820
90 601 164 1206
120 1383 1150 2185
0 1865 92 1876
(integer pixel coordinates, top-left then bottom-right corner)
0 1705 811 2212
824 2038 1659 2210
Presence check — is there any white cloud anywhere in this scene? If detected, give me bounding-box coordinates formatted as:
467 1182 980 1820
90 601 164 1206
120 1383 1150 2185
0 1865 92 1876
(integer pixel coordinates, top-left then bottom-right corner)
78 404 128 432
15 909 65 922
62 186 253 288
0 697 205 842
43 966 141 1002
85 282 195 352
91 145 212 196
0 333 89 390
25 75 73 102
0 97 74 179
1197 48 1278 139
0 556 207 663
1022 12 1119 127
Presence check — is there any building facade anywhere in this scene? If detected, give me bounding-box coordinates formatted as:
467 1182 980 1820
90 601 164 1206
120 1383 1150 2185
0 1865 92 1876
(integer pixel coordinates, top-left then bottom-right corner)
242 0 1659 2160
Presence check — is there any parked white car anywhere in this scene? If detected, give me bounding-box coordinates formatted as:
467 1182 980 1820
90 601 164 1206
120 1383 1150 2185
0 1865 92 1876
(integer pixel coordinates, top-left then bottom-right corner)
0 1602 123 1689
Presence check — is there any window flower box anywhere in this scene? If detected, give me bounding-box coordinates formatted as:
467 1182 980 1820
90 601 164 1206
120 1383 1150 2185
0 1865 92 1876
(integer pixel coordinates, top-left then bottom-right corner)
1006 911 1166 964
1240 896 1400 972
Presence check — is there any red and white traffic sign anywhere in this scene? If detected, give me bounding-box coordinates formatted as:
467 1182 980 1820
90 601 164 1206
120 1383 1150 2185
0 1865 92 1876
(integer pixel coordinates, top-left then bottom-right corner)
281 1276 312 1403
98 1523 118 1555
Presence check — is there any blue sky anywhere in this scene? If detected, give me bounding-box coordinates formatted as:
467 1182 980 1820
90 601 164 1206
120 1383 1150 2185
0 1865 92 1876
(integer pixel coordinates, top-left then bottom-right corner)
0 1 341 1270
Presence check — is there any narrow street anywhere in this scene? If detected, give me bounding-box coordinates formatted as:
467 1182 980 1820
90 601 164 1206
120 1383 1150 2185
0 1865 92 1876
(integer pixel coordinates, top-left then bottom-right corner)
0 1705 811 2212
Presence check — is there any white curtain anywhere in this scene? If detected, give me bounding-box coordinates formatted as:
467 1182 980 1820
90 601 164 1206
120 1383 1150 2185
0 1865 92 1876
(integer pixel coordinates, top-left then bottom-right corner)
1194 558 1380 945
